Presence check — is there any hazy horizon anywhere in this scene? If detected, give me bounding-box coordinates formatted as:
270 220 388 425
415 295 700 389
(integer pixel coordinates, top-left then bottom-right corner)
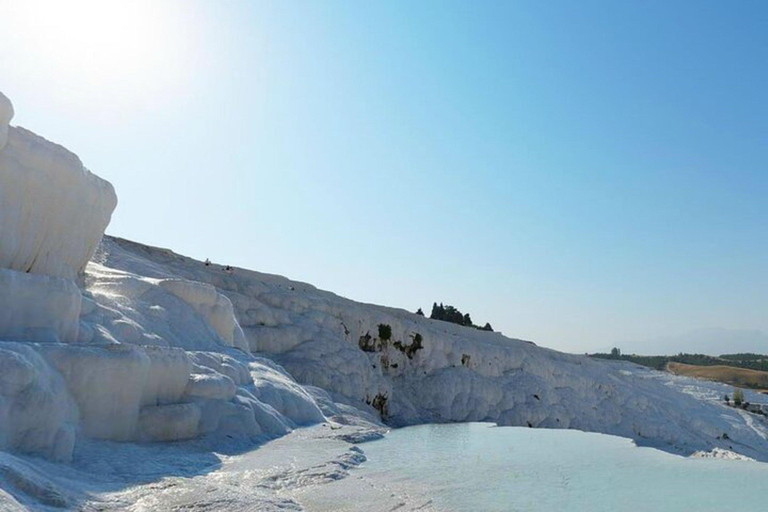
2 1 767 353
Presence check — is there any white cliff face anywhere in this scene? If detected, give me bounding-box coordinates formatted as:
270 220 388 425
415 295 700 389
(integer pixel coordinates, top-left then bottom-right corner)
0 343 78 462
0 92 12 151
0 269 81 342
0 93 117 281
0 91 330 463
158 278 249 352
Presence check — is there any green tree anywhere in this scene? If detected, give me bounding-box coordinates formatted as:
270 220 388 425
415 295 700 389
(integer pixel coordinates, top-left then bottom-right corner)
378 323 392 341
733 388 744 406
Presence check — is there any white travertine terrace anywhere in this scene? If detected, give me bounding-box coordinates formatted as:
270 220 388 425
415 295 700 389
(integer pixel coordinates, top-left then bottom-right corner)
0 92 117 280
0 92 12 151
1 88 767 479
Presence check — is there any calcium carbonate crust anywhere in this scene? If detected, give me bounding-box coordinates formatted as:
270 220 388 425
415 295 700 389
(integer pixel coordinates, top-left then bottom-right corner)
1 87 767 473
0 93 117 281
0 90 330 463
103 236 768 462
0 92 12 151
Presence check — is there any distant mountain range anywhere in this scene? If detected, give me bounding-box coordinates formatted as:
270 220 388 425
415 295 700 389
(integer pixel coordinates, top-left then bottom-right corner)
614 328 768 356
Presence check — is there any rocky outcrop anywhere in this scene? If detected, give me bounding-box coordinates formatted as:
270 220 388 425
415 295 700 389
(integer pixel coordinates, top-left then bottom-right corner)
0 93 116 281
0 92 12 152
0 269 81 343
0 91 329 462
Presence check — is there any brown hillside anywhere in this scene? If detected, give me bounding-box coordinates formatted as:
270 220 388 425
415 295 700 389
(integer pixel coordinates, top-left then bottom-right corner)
666 362 768 391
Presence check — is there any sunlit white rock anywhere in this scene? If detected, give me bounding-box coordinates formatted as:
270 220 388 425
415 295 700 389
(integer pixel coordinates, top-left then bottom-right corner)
0 92 12 151
0 268 81 342
0 95 117 280
0 343 78 462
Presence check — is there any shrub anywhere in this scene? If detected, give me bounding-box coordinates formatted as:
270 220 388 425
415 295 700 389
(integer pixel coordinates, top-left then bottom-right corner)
358 332 376 352
393 332 424 359
378 323 392 341
733 388 744 406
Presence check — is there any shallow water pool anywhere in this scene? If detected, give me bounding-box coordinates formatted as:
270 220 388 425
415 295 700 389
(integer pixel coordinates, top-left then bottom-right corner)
353 423 768 512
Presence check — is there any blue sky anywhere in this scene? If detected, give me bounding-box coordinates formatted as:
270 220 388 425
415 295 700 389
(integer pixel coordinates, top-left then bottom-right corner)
1 1 767 352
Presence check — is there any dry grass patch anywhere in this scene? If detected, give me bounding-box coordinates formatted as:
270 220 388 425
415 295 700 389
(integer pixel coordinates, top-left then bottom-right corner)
666 361 768 391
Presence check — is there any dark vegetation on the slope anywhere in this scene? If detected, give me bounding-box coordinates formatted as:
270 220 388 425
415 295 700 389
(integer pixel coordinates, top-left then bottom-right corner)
590 348 768 372
724 389 768 417
377 323 392 341
393 332 423 359
358 331 377 352
365 392 389 419
359 324 425 360
718 353 768 367
425 302 494 332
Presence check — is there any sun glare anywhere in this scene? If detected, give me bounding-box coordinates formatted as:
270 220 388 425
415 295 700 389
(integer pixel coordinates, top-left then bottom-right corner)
3 0 191 110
